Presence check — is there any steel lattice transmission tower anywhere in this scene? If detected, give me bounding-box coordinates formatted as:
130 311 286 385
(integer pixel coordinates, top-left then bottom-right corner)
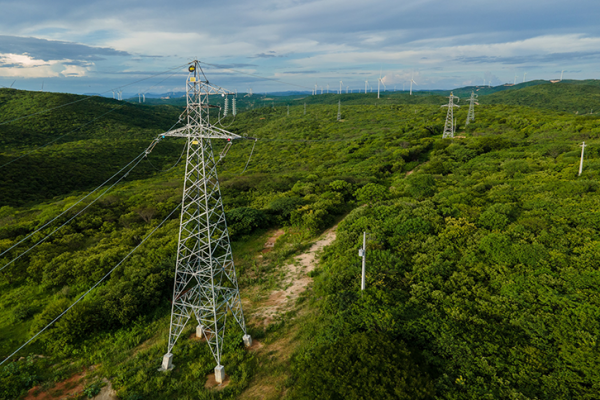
441 92 460 139
159 61 251 383
337 99 342 121
465 91 478 126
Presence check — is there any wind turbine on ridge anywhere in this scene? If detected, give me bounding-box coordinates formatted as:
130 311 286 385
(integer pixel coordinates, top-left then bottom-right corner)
377 69 382 99
409 73 417 95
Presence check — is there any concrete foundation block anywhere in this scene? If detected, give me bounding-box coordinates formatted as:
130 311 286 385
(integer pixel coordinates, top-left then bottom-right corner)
160 353 174 371
215 365 226 383
243 334 252 347
196 325 204 339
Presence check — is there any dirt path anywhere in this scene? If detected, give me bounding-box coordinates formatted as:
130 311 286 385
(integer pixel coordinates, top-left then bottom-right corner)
240 226 338 400
252 226 337 326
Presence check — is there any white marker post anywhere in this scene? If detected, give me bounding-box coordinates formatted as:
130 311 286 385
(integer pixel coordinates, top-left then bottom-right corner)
579 142 587 176
359 232 366 290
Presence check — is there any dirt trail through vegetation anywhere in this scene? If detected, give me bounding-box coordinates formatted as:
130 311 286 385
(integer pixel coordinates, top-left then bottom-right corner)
240 226 338 400
253 226 337 326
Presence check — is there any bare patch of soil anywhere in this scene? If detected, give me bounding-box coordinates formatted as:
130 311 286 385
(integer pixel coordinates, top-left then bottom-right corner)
25 371 86 399
262 229 285 253
205 373 231 390
93 379 118 400
251 226 337 326
247 339 263 351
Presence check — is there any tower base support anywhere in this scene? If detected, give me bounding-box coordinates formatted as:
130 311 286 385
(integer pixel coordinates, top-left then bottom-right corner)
196 325 204 339
243 334 252 347
215 365 226 383
159 353 174 371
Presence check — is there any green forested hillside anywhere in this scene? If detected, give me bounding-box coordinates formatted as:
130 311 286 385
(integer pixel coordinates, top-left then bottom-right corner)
0 89 185 206
478 81 600 114
1 88 600 399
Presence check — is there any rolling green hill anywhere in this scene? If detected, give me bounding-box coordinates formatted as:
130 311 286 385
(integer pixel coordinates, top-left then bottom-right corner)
479 81 600 113
1 88 600 399
0 89 185 206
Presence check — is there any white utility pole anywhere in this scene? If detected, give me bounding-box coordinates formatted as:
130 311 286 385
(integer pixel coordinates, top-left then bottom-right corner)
359 232 366 290
579 142 587 176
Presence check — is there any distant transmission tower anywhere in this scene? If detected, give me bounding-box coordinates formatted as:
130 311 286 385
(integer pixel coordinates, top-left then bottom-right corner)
159 61 251 383
465 91 478 125
441 92 460 139
337 99 341 121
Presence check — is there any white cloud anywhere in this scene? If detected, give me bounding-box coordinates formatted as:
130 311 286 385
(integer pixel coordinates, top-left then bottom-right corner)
0 53 89 78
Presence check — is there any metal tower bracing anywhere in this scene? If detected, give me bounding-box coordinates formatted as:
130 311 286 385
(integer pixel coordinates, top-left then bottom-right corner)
465 91 478 126
160 61 251 383
441 92 460 139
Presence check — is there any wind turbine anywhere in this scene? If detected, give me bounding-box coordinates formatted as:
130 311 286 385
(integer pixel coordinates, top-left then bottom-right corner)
365 80 368 94
326 84 329 94
409 73 417 95
143 93 146 102
138 93 141 103
339 80 343 94
346 86 349 94
561 70 564 81
10 80 15 88
377 70 382 99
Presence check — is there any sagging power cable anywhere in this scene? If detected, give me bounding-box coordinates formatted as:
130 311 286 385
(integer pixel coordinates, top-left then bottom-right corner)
0 203 181 367
0 137 164 274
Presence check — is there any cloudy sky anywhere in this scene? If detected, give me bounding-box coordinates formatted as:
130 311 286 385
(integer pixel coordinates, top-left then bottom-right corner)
0 0 599 95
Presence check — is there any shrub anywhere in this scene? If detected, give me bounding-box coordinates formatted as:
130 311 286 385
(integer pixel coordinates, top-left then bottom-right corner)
226 207 269 238
354 183 389 204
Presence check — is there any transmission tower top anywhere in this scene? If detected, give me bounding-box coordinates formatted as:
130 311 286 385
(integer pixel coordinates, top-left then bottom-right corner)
161 61 242 140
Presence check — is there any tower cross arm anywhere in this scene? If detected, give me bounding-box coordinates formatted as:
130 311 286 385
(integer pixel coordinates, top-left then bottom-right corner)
160 124 243 140
201 82 235 96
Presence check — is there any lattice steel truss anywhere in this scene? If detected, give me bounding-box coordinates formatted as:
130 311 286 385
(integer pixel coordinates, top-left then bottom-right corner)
160 61 249 374
442 92 460 139
465 91 478 126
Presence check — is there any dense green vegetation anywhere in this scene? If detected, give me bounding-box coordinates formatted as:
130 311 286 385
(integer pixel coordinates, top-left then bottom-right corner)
1 85 600 399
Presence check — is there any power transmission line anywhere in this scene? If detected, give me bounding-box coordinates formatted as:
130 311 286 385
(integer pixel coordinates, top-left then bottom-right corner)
0 203 181 367
0 151 150 274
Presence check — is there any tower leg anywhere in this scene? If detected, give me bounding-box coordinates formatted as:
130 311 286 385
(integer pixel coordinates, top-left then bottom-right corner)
160 353 174 371
243 334 252 347
196 325 205 339
215 365 226 383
